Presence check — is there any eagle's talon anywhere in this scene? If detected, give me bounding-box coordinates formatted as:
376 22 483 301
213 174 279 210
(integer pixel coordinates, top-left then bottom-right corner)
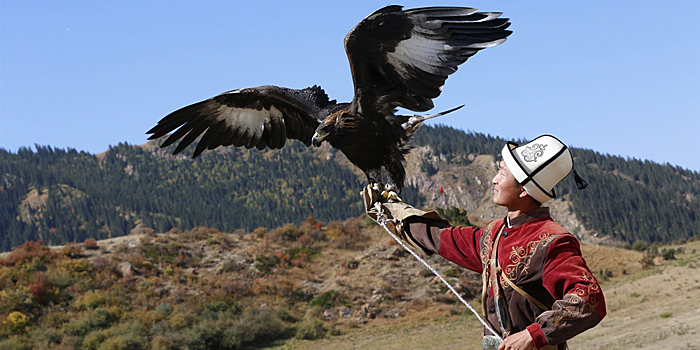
371 183 383 192
382 190 402 202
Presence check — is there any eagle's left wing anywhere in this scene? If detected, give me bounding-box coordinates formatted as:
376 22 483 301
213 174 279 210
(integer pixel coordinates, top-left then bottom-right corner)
345 6 511 116
147 85 338 157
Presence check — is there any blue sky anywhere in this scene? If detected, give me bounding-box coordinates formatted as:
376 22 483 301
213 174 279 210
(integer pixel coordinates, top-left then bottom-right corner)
2 1 699 171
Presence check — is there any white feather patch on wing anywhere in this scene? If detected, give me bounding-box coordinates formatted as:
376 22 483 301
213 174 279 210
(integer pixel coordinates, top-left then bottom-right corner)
216 105 271 140
390 35 449 63
387 35 459 83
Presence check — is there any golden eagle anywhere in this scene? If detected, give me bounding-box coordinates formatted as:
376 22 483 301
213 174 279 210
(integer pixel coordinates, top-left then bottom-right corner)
146 5 511 199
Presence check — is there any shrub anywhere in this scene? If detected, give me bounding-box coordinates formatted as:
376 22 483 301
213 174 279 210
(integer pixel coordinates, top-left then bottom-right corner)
30 327 62 348
183 318 229 350
98 333 148 350
20 256 47 275
255 247 319 274
90 308 118 328
326 217 367 250
56 258 93 278
204 300 233 313
91 321 149 350
44 311 70 328
253 227 268 238
168 311 195 330
632 240 648 252
28 271 54 305
234 308 287 345
62 308 118 336
62 242 83 258
83 238 99 250
324 221 345 242
648 244 660 255
82 329 112 350
150 333 186 350
295 320 326 340
142 243 180 264
0 336 32 350
662 249 676 260
299 216 326 240
4 311 30 334
182 308 287 349
271 223 304 242
298 234 313 246
255 255 279 274
640 252 655 269
155 303 174 317
0 287 38 315
217 280 250 301
62 316 93 336
309 290 352 309
1 241 53 267
75 290 122 311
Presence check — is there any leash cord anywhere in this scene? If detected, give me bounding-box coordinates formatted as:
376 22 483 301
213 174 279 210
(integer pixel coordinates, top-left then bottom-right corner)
375 213 503 342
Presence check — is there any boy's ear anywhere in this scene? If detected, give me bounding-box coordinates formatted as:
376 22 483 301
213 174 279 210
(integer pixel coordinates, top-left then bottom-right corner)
518 188 530 198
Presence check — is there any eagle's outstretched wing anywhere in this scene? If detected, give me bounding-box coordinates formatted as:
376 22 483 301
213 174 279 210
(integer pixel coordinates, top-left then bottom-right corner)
146 85 340 157
345 6 511 116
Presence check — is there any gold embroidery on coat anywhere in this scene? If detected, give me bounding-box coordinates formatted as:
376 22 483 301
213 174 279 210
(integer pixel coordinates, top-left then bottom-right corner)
572 272 601 308
480 221 497 265
500 233 557 288
551 294 593 327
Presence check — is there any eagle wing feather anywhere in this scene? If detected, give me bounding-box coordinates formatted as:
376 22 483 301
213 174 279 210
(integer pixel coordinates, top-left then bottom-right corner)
146 85 337 157
345 6 511 115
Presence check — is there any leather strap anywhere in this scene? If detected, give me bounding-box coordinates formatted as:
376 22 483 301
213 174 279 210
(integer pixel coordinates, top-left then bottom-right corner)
482 225 512 336
482 225 504 318
497 263 551 311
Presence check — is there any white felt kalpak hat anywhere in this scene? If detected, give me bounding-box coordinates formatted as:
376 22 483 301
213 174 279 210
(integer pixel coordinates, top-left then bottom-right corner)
501 135 575 204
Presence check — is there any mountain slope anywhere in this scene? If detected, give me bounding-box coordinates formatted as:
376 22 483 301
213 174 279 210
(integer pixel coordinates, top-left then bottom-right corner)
1 125 699 252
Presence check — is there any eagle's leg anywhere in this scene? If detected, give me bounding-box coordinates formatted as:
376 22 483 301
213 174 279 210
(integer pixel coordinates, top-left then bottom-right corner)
366 169 383 193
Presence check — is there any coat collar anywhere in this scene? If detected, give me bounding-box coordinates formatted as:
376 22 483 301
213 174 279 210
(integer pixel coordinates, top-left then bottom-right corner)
505 207 550 228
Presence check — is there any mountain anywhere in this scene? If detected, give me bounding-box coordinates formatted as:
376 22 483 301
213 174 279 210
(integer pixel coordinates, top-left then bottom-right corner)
1 125 699 252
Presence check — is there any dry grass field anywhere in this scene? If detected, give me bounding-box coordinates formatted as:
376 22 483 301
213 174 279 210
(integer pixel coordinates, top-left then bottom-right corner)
269 240 700 350
2 225 698 350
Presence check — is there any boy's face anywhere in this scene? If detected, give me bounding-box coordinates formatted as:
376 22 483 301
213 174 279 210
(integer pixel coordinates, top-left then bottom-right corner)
492 160 525 207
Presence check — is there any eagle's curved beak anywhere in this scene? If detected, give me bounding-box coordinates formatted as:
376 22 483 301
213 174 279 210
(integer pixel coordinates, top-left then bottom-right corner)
312 131 328 147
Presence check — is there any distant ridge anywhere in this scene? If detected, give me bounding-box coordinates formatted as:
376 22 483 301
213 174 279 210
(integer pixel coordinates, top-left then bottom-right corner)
1 125 698 252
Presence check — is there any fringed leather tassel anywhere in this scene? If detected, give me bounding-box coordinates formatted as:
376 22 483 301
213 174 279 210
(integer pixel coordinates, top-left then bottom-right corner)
573 170 588 190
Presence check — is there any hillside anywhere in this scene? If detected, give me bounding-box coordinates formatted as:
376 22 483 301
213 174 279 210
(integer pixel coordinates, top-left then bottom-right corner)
2 219 698 349
1 125 699 253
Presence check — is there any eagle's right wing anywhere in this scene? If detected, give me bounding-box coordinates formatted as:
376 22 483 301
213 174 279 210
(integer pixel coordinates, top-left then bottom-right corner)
146 85 337 157
345 6 511 116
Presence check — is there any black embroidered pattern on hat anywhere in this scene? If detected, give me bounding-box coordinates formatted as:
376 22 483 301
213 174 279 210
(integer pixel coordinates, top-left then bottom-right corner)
521 143 547 162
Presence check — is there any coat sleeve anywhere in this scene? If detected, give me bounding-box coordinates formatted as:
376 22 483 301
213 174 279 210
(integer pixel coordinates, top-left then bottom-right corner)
526 235 607 348
405 217 485 273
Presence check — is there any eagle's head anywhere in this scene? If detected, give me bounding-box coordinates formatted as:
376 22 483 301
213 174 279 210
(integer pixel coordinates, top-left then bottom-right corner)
312 110 359 147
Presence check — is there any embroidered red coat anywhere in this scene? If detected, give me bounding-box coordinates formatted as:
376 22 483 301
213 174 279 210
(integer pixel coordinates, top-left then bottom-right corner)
405 207 606 349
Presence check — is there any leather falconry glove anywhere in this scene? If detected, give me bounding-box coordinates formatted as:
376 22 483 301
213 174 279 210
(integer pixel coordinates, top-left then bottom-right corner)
361 185 448 245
